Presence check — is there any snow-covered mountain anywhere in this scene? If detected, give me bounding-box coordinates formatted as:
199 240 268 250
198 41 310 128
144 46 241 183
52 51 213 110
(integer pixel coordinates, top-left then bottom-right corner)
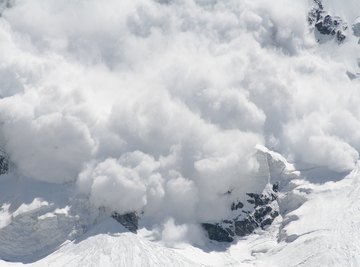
1 0 360 266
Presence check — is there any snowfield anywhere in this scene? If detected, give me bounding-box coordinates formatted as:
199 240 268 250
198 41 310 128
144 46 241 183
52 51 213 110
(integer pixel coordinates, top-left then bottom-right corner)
2 165 360 266
1 148 360 266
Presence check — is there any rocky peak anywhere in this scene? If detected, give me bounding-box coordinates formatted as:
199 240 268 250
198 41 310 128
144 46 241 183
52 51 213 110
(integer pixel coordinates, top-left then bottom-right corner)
202 183 279 243
308 0 347 43
201 146 298 243
0 149 9 175
111 212 139 233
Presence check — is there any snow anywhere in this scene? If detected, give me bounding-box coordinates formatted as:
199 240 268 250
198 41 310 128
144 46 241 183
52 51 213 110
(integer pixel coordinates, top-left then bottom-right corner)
1 0 360 266
177 162 360 267
2 151 360 266
323 0 360 23
256 164 360 266
0 219 200 267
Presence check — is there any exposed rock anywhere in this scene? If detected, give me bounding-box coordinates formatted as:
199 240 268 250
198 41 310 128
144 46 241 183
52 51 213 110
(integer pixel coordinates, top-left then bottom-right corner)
246 193 274 207
308 0 347 43
202 184 279 242
0 150 9 175
231 201 244 211
202 147 298 243
272 183 279 193
111 212 138 233
234 216 258 237
346 71 359 80
202 223 234 243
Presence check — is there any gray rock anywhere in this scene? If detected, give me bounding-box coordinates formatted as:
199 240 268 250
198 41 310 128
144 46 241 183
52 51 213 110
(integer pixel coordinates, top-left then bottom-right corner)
202 223 234 243
202 184 279 242
231 201 244 211
0 150 9 175
234 217 258 237
308 0 347 43
111 212 138 233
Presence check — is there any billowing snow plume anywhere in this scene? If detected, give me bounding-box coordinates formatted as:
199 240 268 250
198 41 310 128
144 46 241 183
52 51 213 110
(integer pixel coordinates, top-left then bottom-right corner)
0 0 359 233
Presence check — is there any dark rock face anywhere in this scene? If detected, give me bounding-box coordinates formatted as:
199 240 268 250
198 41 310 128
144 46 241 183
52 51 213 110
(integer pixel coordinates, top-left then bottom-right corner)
111 212 138 233
308 0 347 43
231 201 244 211
234 217 258 237
0 150 9 175
246 192 274 207
202 223 234 243
202 184 279 242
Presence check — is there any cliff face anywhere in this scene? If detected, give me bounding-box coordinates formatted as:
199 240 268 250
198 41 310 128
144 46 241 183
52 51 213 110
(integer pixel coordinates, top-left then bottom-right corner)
201 146 298 242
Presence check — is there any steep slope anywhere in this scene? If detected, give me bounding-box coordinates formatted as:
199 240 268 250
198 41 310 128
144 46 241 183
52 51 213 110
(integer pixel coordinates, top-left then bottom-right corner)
0 219 200 267
256 165 360 266
0 149 359 267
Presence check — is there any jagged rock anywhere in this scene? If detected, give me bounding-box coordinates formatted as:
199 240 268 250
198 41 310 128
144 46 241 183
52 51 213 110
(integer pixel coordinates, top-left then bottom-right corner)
202 223 234 243
202 184 279 242
272 183 279 193
260 217 274 228
336 31 346 42
308 0 347 43
247 193 272 207
0 150 9 175
254 206 272 221
231 201 244 211
201 147 299 243
111 212 138 233
234 217 258 237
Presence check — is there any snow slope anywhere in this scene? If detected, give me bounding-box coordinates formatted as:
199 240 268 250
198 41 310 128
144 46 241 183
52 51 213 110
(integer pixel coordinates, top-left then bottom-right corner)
2 164 360 267
0 219 200 267
255 164 360 267
323 0 360 23
1 148 360 267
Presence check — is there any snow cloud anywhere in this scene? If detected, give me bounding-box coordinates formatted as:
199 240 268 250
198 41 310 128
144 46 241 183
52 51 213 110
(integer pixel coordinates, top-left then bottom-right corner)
0 0 359 228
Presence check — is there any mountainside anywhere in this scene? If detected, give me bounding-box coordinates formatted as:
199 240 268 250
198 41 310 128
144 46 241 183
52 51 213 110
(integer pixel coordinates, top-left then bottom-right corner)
3 156 360 266
0 0 360 266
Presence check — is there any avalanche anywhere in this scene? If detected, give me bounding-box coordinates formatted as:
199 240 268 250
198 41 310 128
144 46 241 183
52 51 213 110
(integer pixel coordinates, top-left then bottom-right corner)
0 0 360 266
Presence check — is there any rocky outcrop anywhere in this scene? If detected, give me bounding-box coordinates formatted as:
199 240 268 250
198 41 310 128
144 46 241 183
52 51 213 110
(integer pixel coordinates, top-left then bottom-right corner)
202 223 235 243
0 150 9 175
308 0 347 43
201 146 299 243
202 184 279 243
111 212 139 233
